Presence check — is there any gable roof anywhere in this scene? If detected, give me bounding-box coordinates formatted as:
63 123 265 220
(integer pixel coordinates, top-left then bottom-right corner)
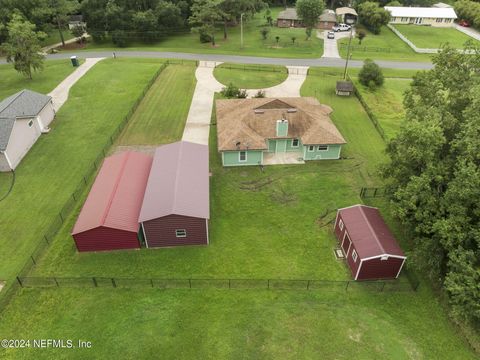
319 10 337 22
216 97 346 151
277 8 299 20
384 6 457 19
72 152 153 235
338 205 405 259
335 7 358 17
0 90 52 151
336 81 354 92
139 141 210 222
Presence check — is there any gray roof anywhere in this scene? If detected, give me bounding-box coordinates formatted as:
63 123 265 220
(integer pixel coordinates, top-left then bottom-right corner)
139 141 210 222
0 89 51 151
336 81 354 92
278 8 299 20
320 10 337 22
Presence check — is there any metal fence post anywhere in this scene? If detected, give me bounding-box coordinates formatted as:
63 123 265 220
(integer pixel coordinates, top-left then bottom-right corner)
228 279 231 289
92 277 98 287
30 256 36 265
16 277 23 287
345 281 350 291
54 277 59 287
189 279 192 288
150 279 154 288
267 279 270 289
381 282 386 292
307 280 310 290
111 278 117 288
44 235 49 244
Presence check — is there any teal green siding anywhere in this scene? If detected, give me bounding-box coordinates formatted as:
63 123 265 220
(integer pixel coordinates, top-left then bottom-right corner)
267 139 302 153
222 150 263 166
267 140 275 152
286 138 302 152
275 139 287 152
276 120 288 137
303 144 342 160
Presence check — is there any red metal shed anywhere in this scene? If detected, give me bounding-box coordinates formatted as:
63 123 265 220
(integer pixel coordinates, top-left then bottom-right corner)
334 205 406 280
139 141 210 248
72 152 153 252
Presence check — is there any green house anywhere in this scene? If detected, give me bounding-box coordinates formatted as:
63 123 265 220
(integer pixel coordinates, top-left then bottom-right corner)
216 97 346 166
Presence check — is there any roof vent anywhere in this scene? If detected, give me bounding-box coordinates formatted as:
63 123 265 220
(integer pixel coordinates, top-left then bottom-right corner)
254 109 264 114
235 141 241 149
287 108 297 113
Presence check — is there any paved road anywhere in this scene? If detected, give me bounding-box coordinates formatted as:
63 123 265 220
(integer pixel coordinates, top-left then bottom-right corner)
0 50 434 70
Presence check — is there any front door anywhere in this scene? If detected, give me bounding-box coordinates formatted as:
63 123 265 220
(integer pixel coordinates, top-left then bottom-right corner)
341 233 351 256
275 139 287 153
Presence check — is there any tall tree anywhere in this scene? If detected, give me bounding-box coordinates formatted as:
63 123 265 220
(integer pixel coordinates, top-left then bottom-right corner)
357 1 390 34
45 0 80 46
219 0 265 39
1 14 46 79
296 0 324 40
381 45 480 323
189 0 225 46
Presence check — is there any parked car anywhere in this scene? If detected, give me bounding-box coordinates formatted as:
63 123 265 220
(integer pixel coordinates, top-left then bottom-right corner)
459 20 470 27
332 23 351 32
327 31 335 39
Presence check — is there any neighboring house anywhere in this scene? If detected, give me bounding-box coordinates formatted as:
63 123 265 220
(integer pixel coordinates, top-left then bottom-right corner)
277 8 337 29
0 89 55 172
72 152 152 252
139 141 210 248
277 8 303 28
335 7 358 24
318 10 337 30
432 2 453 8
68 15 86 30
336 81 354 96
385 6 457 27
334 205 407 281
216 97 346 167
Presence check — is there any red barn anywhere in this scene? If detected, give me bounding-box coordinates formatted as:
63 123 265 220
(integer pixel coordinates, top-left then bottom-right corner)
72 152 153 252
139 141 209 248
334 205 406 280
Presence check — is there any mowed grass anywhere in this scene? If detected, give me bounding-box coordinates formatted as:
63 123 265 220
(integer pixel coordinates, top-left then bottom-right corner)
354 78 411 139
78 8 323 59
0 287 477 360
213 63 288 88
116 63 197 145
393 24 478 49
338 26 432 62
0 58 162 281
0 60 81 99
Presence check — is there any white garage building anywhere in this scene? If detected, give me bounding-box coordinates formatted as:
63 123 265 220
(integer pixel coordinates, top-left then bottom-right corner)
0 89 55 171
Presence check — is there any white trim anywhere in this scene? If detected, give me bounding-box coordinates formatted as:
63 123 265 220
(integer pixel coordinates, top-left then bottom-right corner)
342 232 352 256
175 229 187 238
337 204 378 211
395 257 407 278
221 151 225 166
238 151 247 162
339 219 344 231
317 145 328 151
260 150 264 165
361 254 407 262
307 145 315 152
3 151 13 170
334 212 339 232
206 219 209 244
141 223 149 248
352 249 358 263
303 145 307 159
354 259 363 280
291 138 299 148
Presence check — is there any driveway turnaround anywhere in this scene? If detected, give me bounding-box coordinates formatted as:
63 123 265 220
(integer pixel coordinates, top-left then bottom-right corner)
9 50 435 70
48 57 105 111
182 61 223 145
245 66 309 97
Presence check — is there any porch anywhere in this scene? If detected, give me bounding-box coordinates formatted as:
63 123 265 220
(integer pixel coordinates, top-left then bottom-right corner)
263 151 305 165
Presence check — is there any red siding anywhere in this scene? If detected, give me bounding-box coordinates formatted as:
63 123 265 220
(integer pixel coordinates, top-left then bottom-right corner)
357 257 404 280
73 227 140 252
143 215 208 248
346 242 360 278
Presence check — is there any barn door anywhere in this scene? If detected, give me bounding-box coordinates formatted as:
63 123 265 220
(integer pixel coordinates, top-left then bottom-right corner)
341 233 351 256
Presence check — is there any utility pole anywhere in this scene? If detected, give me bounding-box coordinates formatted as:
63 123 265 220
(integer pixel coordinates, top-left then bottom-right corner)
343 26 354 80
240 13 245 49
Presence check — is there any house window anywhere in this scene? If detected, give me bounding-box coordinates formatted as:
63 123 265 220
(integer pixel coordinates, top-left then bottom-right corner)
339 219 344 231
381 255 389 261
401 17 407 22
318 145 328 151
308 145 314 152
239 151 247 162
292 139 299 147
352 249 358 263
175 229 187 238
436 18 442 23
28 120 33 127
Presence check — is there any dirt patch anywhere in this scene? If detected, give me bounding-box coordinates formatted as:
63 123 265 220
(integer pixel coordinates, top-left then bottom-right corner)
55 41 88 52
239 177 276 191
348 328 362 343
270 187 297 205
0 280 5 293
111 145 158 156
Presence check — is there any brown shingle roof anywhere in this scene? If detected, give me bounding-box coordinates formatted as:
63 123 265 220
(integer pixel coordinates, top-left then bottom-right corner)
277 8 299 20
336 81 354 92
216 97 346 151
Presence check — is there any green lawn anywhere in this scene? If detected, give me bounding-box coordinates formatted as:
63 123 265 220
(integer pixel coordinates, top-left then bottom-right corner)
354 79 411 139
213 63 288 88
116 63 197 145
338 26 432 62
0 58 162 282
0 60 81 100
393 24 478 49
71 8 323 59
40 29 75 47
0 287 477 359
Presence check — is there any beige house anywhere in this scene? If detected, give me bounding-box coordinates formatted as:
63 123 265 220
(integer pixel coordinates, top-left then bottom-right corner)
385 6 458 27
277 8 338 29
0 90 55 171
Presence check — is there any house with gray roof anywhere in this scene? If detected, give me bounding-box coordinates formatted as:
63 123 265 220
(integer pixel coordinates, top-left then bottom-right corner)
0 89 55 171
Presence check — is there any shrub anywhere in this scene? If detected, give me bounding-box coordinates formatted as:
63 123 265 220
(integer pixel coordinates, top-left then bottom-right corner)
220 83 248 98
111 30 127 47
357 1 390 34
260 27 269 40
358 59 384 89
199 29 212 43
253 90 266 98
356 30 366 45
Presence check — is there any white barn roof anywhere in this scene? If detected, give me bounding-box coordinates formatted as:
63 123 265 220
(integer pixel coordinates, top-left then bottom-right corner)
384 6 457 19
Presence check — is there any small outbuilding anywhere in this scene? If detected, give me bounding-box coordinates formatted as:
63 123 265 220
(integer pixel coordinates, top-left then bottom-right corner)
334 205 406 280
139 141 210 248
335 7 358 24
336 81 354 96
0 90 55 171
72 152 153 252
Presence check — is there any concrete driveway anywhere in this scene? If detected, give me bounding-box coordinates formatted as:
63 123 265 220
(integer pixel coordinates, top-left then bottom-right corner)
454 24 480 41
246 66 309 97
320 29 354 59
48 57 105 111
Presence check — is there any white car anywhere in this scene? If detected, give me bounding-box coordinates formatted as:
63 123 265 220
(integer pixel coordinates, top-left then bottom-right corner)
332 23 351 32
327 31 335 39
